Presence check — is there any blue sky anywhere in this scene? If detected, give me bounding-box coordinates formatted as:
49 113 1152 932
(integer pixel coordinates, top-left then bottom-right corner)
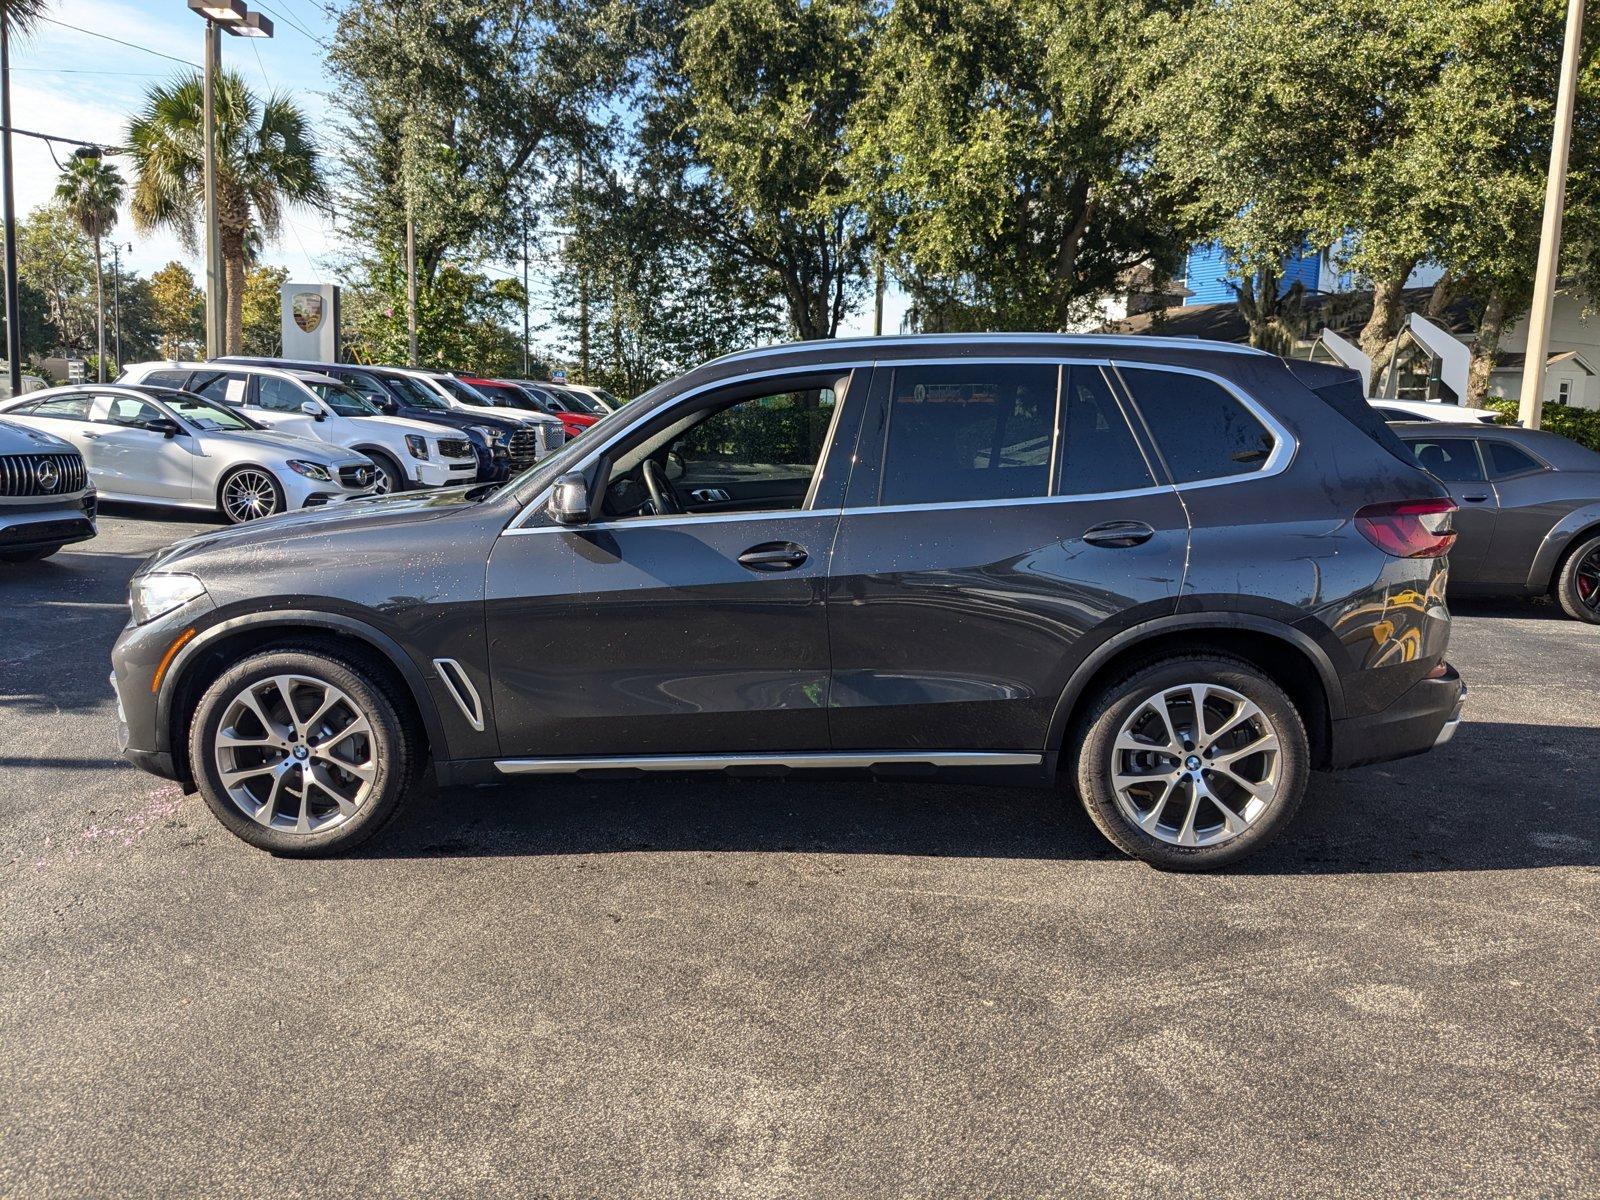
11 0 901 350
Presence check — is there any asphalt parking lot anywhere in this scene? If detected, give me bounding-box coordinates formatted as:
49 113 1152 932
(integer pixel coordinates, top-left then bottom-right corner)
2 508 1597 1198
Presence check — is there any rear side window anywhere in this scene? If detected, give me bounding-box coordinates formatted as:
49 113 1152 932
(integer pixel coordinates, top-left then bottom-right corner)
1482 440 1541 479
1120 368 1275 484
140 370 191 390
878 364 1056 505
1409 439 1484 482
18 393 91 419
1058 367 1153 495
190 371 250 406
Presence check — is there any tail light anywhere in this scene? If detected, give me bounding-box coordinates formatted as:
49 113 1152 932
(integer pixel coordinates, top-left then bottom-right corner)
1355 498 1457 558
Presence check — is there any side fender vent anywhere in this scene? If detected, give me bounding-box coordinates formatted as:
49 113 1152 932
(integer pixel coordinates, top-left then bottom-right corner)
433 657 485 733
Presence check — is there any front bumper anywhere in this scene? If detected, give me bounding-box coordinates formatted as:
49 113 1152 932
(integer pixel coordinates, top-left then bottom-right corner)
412 457 480 487
111 593 219 782
1327 662 1466 769
0 491 97 551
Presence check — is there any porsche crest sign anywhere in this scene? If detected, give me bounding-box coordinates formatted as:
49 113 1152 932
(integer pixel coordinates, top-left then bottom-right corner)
280 282 340 360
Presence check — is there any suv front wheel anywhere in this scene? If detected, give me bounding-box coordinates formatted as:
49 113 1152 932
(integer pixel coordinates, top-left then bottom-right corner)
189 647 419 855
1071 655 1310 870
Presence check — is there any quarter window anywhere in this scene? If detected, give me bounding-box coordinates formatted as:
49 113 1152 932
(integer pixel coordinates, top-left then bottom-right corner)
1058 367 1154 495
1408 439 1484 482
1120 368 1276 484
17 393 91 420
878 364 1056 505
1482 440 1541 479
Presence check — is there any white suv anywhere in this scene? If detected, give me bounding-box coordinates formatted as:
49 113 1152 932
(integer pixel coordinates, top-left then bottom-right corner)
119 363 477 494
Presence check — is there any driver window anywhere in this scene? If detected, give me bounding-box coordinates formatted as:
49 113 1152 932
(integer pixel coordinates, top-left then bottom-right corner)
257 376 310 412
604 386 838 519
101 395 165 428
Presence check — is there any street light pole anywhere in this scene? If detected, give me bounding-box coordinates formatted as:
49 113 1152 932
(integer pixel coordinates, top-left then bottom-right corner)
405 195 418 366
1 0 22 397
203 17 222 358
1518 0 1586 430
111 241 128 374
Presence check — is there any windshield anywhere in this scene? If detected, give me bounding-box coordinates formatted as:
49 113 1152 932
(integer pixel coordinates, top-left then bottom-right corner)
164 390 260 431
381 374 449 410
300 378 381 417
437 376 493 407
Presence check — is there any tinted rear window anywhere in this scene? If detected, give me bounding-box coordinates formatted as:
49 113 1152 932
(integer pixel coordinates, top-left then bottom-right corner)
1483 441 1542 479
879 363 1056 504
1120 367 1274 484
1058 367 1153 495
1409 439 1484 482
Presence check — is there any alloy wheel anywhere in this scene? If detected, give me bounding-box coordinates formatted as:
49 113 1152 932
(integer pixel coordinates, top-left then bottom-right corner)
1109 682 1282 848
370 460 398 495
221 469 281 522
1576 546 1600 612
212 674 376 835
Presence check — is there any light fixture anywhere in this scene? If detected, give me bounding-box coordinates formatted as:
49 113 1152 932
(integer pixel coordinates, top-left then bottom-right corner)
228 11 274 37
187 0 247 22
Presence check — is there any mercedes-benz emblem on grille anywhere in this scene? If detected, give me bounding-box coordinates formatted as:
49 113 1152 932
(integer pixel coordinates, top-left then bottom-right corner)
34 459 60 493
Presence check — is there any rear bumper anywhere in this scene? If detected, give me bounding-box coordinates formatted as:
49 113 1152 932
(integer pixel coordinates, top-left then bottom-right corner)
1327 662 1466 769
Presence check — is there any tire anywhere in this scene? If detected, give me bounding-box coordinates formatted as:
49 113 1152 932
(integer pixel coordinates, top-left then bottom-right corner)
366 451 408 495
1069 654 1310 871
0 544 61 563
188 646 421 856
218 466 286 523
1554 532 1600 624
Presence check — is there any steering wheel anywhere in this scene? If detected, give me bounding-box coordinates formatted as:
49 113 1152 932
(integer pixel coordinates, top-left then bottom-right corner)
642 458 682 515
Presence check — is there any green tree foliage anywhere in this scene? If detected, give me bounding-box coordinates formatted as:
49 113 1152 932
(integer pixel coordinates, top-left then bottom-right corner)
851 0 1187 332
126 70 328 355
340 255 527 373
17 204 94 356
677 0 874 339
148 261 205 360
240 265 289 357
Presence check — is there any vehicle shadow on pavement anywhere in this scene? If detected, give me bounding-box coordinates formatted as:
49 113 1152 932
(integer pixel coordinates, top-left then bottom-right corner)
365 718 1600 875
1448 595 1565 622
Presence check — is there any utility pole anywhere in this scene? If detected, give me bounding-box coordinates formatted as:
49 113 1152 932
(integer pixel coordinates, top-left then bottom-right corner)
202 18 222 358
111 241 127 374
873 254 885 336
576 152 589 381
405 197 418 367
521 210 530 377
1 0 22 397
1519 0 1586 430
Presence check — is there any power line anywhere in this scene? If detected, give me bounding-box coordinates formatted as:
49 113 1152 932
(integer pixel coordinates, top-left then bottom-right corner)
251 2 327 48
11 67 167 76
36 17 201 69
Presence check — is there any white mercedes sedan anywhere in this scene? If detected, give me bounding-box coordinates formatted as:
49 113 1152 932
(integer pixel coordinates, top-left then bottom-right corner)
0 384 378 523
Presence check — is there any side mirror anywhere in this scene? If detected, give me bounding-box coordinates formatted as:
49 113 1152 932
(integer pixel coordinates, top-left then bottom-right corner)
144 417 181 438
300 400 325 421
549 472 591 525
379 397 399 414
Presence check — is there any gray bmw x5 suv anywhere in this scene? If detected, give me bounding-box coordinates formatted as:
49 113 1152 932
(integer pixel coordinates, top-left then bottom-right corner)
112 335 1466 869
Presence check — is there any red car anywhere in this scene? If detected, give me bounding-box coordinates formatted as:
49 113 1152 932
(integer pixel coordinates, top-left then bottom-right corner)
460 377 598 440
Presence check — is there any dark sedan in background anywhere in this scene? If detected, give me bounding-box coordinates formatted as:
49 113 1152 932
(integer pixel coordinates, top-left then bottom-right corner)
1396 423 1600 622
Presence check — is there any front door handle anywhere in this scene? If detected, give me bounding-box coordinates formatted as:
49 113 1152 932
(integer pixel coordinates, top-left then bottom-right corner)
81 431 102 440
1082 520 1156 548
738 541 808 572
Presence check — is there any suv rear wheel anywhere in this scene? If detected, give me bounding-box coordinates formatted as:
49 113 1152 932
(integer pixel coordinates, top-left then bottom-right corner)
188 647 420 855
1070 655 1310 870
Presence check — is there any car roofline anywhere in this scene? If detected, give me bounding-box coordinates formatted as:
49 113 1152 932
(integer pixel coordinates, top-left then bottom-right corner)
701 332 1274 371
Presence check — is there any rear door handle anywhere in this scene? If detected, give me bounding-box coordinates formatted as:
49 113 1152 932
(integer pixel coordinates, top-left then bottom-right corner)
81 431 102 440
1461 494 1490 503
1081 520 1156 548
737 541 808 571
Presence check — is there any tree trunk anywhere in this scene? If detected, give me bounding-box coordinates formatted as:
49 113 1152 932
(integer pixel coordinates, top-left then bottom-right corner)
1359 267 1415 367
1467 292 1508 406
221 223 246 356
93 234 104 381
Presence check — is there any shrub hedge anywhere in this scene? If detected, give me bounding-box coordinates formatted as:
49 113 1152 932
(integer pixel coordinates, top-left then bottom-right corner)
1484 397 1600 452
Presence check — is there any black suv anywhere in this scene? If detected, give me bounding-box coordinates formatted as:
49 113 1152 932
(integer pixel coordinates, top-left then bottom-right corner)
215 357 536 480
112 336 1465 869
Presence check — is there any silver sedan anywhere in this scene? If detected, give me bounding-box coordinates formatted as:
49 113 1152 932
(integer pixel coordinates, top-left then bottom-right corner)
0 384 378 523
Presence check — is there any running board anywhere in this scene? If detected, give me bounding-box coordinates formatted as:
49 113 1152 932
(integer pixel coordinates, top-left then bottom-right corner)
493 751 1042 776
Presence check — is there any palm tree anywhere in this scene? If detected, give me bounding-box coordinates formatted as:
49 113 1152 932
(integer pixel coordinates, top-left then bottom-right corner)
54 157 123 379
126 69 327 354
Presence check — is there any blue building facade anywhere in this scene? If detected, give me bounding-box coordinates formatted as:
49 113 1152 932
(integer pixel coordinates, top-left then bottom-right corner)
1183 241 1328 305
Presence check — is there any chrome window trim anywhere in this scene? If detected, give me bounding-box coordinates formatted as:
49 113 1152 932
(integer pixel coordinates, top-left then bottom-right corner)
495 750 1042 775
504 355 1298 533
1108 360 1297 492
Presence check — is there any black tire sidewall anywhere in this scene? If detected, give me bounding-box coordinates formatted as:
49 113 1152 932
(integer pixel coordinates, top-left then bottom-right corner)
1556 533 1600 624
1072 656 1310 870
189 649 413 856
368 451 407 494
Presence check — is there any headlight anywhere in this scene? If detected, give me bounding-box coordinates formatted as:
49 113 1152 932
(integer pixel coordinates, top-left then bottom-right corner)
285 459 332 481
129 572 207 625
467 424 508 447
405 434 429 460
